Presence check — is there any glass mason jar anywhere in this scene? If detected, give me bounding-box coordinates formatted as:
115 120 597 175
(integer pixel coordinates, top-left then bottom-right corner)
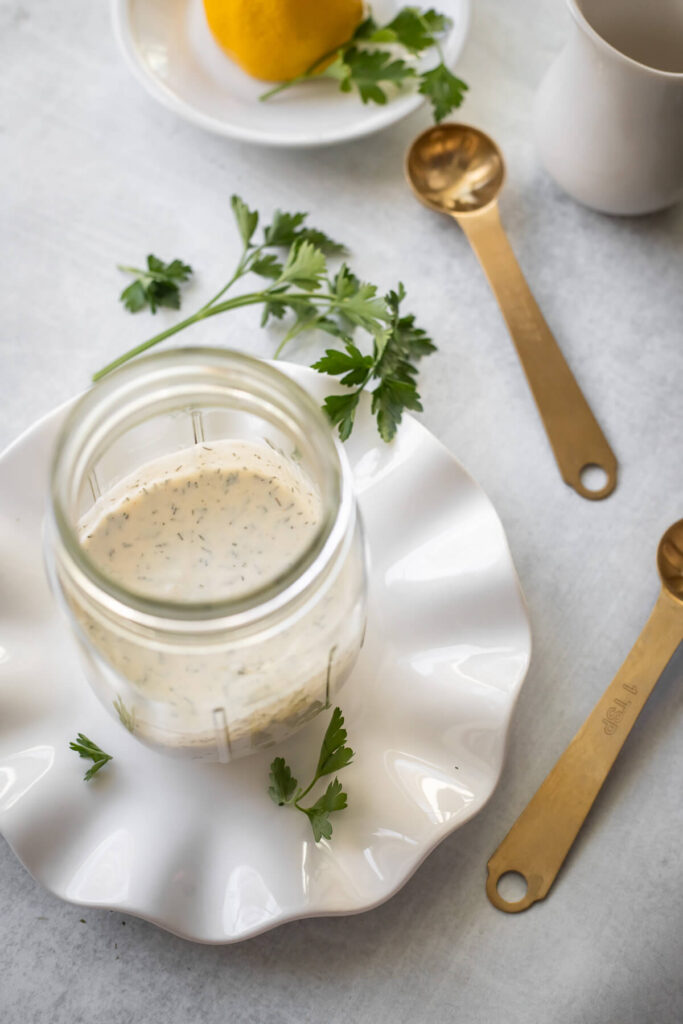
45 348 367 762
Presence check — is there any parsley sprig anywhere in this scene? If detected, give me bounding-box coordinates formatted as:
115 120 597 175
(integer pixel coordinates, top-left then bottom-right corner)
314 279 436 441
268 707 354 842
69 733 113 781
98 196 436 443
259 6 468 123
118 255 193 314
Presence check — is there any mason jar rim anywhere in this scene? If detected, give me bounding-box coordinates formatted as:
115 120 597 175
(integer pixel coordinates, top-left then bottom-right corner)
49 348 354 634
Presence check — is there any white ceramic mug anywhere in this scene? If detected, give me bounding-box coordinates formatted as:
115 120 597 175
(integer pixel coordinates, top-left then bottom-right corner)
534 0 683 215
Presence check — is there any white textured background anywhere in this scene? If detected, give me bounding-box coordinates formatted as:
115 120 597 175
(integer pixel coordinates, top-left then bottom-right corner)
1 1 682 1021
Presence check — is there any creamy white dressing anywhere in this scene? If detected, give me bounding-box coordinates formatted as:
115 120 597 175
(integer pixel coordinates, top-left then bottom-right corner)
80 441 322 603
72 440 365 758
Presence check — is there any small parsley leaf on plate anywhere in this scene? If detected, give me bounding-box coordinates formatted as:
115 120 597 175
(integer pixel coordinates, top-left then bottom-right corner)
315 706 354 777
304 779 348 842
267 707 354 842
268 757 298 805
69 733 113 782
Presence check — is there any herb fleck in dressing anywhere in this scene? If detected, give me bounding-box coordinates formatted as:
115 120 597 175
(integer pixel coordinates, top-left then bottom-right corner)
80 441 321 602
75 441 365 757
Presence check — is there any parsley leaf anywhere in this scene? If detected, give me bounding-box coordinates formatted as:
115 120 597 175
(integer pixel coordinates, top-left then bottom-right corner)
352 15 380 40
338 47 415 105
250 253 283 280
259 286 289 327
381 7 451 52
278 240 327 289
296 227 348 257
267 707 353 842
263 210 306 246
313 343 373 387
332 263 361 300
381 284 438 368
419 62 469 122
230 194 259 247
146 255 192 281
118 254 193 314
120 279 147 314
315 705 354 776
418 8 452 38
263 209 346 255
304 779 348 842
339 285 388 330
372 377 423 441
315 282 436 442
69 733 113 781
268 757 298 805
321 391 362 441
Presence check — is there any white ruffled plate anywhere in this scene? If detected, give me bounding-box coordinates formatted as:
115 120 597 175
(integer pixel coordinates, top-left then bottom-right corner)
111 0 471 147
0 365 530 943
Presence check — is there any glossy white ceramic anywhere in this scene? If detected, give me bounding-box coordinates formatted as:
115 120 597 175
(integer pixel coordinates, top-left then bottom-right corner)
0 366 530 943
111 0 471 148
534 0 683 215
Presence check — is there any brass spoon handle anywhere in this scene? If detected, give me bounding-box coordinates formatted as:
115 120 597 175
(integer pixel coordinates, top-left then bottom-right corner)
487 591 682 912
458 203 617 500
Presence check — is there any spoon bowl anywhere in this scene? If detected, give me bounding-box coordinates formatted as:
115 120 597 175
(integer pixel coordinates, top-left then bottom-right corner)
657 518 683 601
406 123 505 215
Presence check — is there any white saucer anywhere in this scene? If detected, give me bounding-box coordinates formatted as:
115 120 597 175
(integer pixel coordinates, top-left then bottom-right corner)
111 0 471 147
0 365 530 943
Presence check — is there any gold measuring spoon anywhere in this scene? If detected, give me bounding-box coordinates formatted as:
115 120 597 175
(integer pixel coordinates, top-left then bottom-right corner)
487 519 683 912
406 123 618 501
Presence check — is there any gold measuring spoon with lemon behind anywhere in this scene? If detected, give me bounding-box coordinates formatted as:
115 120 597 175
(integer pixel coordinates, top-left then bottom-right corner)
406 123 618 501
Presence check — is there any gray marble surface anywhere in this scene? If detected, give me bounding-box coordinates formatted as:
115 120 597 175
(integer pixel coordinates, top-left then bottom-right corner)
1 0 682 1021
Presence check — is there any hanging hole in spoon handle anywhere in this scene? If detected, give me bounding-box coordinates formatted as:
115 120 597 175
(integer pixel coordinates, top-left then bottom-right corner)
486 865 543 914
569 456 618 501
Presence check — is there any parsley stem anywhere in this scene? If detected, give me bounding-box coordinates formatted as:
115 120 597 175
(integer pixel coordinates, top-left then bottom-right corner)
93 292 266 380
294 777 318 805
259 75 310 102
258 42 347 101
272 321 310 359
117 264 147 276
197 272 242 312
117 264 171 284
94 288 341 380
196 245 260 312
